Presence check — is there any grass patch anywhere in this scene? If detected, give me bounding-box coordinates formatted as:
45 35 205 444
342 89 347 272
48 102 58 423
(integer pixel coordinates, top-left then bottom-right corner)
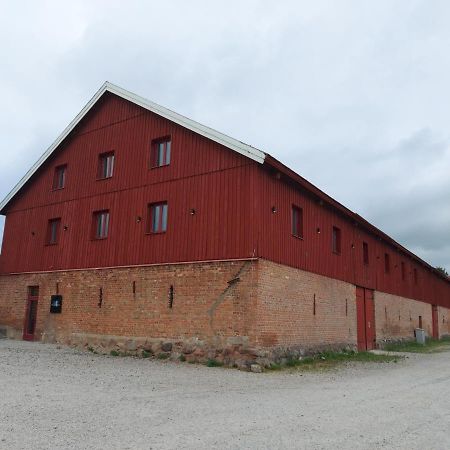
267 350 400 372
179 354 186 362
110 350 120 357
141 350 151 359
383 336 450 353
206 359 223 367
157 352 170 360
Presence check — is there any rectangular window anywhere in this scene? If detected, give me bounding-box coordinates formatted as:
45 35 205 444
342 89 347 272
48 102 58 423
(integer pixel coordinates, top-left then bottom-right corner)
53 165 66 190
384 253 390 273
147 202 168 233
401 261 406 281
363 242 369 265
46 218 61 245
93 210 110 239
332 226 341 254
98 152 115 179
292 205 303 238
150 137 171 168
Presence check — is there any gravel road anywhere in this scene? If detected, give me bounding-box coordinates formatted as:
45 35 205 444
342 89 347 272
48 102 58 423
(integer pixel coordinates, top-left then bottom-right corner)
0 340 449 450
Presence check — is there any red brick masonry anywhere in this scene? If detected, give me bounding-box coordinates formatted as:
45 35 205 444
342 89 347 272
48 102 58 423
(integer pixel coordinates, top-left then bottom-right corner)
0 258 448 367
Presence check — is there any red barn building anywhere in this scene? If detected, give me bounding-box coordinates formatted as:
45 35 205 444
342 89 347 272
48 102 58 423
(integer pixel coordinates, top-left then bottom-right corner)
0 82 449 364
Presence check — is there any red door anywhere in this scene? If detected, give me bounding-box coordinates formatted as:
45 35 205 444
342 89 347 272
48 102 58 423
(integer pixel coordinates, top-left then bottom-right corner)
431 305 439 339
364 290 375 350
23 286 39 341
356 287 376 351
356 287 366 351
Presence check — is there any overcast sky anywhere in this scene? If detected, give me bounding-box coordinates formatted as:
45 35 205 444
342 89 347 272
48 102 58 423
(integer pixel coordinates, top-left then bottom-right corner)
0 0 449 270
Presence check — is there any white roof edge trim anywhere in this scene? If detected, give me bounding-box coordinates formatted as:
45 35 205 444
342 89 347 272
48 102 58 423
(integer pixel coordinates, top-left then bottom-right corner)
0 81 266 212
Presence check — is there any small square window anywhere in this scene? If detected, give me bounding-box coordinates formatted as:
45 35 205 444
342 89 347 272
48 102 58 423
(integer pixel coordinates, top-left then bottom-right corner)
150 137 171 168
332 226 341 254
98 152 115 179
292 205 303 238
363 242 369 265
147 202 168 233
384 253 390 273
53 165 66 190
46 218 61 245
93 210 110 239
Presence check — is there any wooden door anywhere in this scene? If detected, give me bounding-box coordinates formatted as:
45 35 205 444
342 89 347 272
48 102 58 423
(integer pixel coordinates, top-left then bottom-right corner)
356 287 376 351
23 286 39 341
431 305 439 339
364 289 375 350
356 287 367 351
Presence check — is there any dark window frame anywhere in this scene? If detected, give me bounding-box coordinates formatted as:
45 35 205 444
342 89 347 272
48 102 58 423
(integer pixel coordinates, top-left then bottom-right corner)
150 136 171 168
46 218 61 245
291 205 303 239
384 253 390 274
401 261 406 281
363 242 369 265
97 152 115 180
332 226 341 254
52 165 67 190
147 202 168 234
92 210 110 240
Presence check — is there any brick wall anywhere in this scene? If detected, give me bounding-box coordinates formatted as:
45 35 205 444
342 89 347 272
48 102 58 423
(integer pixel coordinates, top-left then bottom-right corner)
438 306 450 338
375 291 450 341
0 259 258 360
256 259 357 350
1 258 449 367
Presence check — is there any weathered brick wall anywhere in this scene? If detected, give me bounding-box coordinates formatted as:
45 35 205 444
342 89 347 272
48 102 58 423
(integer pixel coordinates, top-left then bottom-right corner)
256 259 357 350
375 291 436 341
1 258 449 367
0 259 259 361
438 306 450 337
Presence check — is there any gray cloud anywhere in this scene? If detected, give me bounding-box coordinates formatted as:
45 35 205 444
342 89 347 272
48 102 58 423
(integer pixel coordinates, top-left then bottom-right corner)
0 0 449 270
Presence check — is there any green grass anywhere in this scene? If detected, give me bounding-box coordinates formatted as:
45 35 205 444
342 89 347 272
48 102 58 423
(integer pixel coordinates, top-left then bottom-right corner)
206 358 223 367
267 350 400 372
141 350 152 358
157 352 170 360
110 350 120 357
383 336 450 353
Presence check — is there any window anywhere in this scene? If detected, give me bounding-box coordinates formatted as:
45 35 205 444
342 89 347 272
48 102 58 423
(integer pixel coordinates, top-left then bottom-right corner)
401 261 406 281
53 165 66 190
384 253 390 273
147 202 168 233
332 226 341 254
363 242 369 264
93 210 110 239
292 205 303 238
46 218 61 245
98 152 115 179
150 137 171 168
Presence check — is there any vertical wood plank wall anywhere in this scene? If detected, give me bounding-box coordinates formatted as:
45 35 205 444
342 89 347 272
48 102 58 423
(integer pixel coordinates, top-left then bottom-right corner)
0 92 449 309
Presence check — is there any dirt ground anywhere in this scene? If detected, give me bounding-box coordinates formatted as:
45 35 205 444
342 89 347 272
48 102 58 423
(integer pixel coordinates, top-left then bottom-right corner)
0 340 449 450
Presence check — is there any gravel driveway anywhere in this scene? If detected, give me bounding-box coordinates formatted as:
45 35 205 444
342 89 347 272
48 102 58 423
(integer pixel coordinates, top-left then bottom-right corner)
0 340 449 450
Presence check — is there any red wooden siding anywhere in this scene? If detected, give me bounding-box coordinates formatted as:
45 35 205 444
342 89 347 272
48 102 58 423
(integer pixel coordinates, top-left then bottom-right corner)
1 92 449 311
253 165 450 309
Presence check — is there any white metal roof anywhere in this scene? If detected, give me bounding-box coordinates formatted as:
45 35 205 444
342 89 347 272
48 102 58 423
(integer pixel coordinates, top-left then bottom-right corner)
0 82 266 213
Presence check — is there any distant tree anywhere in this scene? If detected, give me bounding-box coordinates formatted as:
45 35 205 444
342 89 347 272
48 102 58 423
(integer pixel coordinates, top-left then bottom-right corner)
435 266 449 277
